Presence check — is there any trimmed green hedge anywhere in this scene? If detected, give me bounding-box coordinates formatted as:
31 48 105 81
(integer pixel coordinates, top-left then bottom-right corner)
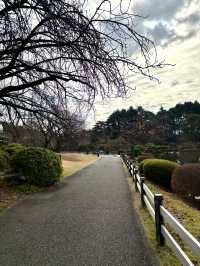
138 159 152 175
171 164 200 197
143 159 179 189
13 147 63 187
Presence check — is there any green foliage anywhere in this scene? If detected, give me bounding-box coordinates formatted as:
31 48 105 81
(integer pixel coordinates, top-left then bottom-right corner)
183 113 200 142
3 143 25 157
144 143 161 154
143 159 179 189
0 149 10 171
158 151 178 162
91 101 200 152
13 147 63 187
138 159 152 175
13 184 41 194
137 153 155 163
171 164 200 197
132 144 144 157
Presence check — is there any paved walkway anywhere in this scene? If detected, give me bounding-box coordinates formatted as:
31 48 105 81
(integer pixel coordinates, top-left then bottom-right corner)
0 155 157 266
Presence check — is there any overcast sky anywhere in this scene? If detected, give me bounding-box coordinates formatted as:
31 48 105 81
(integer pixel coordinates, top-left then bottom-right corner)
86 0 200 127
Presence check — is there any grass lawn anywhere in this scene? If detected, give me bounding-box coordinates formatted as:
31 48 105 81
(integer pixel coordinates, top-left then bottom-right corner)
127 175 200 266
61 152 97 177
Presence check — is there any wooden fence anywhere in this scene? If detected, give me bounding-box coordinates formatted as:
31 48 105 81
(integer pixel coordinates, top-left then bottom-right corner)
121 154 200 266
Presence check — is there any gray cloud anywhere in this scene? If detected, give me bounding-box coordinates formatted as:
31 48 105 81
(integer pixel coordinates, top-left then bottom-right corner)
133 0 185 21
177 11 200 24
148 22 175 45
130 0 200 50
171 80 180 87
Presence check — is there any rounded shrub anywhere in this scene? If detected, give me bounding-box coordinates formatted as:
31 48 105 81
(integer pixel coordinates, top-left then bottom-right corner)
0 149 10 171
13 147 63 187
137 153 154 163
143 159 179 189
138 159 152 175
171 164 200 197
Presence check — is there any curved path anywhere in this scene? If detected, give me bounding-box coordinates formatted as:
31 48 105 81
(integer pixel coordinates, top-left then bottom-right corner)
0 155 157 266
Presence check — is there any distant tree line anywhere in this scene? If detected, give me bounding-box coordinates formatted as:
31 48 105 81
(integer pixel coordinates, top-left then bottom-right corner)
1 111 86 152
89 101 200 153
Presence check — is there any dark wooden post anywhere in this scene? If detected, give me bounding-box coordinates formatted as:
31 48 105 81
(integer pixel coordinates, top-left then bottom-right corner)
140 177 145 207
130 163 133 176
154 194 164 246
133 165 135 181
134 167 138 191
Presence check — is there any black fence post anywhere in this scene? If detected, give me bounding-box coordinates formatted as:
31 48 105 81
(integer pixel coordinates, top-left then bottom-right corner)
130 163 133 176
133 164 135 181
140 177 145 207
134 166 138 191
154 194 164 246
129 162 133 176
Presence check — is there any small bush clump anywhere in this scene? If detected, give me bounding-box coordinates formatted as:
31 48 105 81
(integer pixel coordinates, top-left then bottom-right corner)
143 159 179 189
131 144 144 157
0 149 10 171
13 147 63 187
171 164 200 197
137 153 155 163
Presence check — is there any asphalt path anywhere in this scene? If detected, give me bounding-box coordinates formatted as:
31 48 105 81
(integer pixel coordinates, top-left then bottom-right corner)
0 155 158 266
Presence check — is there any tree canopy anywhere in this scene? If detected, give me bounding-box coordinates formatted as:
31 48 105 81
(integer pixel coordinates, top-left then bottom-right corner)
90 101 200 152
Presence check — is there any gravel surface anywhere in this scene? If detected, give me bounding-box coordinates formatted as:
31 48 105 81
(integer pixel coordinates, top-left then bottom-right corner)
0 155 158 266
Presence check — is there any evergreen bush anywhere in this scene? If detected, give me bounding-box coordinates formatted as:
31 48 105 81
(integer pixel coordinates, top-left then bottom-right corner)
13 147 63 187
138 158 152 175
143 159 179 189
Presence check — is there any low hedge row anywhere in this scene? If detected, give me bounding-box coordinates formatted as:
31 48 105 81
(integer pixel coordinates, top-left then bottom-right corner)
139 158 200 197
138 158 152 176
140 159 179 189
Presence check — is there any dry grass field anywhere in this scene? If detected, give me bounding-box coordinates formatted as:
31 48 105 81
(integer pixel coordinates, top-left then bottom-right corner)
61 153 97 177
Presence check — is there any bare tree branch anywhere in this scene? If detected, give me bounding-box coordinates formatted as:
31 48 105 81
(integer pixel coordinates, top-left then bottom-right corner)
0 0 163 126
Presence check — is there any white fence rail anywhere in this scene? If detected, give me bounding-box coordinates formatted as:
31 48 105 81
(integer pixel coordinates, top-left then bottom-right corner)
121 154 200 266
